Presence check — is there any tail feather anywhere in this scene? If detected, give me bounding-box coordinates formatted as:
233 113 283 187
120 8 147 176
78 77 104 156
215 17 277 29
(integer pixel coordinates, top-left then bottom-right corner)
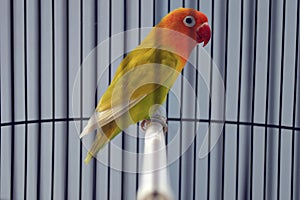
84 132 108 164
80 114 99 138
84 122 119 164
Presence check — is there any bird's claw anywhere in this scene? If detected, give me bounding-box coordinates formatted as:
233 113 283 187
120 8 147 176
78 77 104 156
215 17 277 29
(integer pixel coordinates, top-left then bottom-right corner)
141 119 151 131
141 119 168 133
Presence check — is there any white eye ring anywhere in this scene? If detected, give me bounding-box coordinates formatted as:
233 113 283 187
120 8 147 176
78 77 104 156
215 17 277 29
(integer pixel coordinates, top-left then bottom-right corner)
183 16 196 27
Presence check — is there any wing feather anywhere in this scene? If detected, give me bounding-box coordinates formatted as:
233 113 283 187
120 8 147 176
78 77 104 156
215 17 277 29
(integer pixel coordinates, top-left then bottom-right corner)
80 48 181 138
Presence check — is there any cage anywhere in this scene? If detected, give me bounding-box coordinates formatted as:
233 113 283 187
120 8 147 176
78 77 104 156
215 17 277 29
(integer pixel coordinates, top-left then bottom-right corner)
0 0 299 199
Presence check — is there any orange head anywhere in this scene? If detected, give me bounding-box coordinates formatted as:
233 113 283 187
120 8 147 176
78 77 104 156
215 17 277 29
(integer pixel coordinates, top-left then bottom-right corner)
157 8 211 47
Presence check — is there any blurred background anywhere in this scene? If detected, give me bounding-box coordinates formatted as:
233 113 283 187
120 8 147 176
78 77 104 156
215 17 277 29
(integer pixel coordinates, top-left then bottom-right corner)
0 0 299 199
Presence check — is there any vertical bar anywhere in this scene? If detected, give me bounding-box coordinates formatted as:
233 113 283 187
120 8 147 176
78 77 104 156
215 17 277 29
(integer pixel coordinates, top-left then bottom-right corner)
194 122 210 199
279 130 292 199
193 48 199 200
165 0 170 145
121 1 139 199
50 0 55 198
40 0 53 197
12 0 26 120
277 0 286 198
26 0 40 198
235 0 244 199
11 0 26 198
166 2 181 199
108 1 124 199
221 0 229 199
250 0 258 198
0 16 2 196
68 0 82 198
10 0 15 198
253 2 269 125
0 22 1 198
53 0 68 198
107 0 112 199
281 2 298 128
0 126 12 200
81 0 96 198
136 0 142 193
40 123 53 199
263 0 272 198
139 0 154 190
65 0 70 199
121 1 126 199
182 0 201 199
208 1 215 199
178 0 184 198
167 1 183 120
220 0 242 196
37 0 42 198
182 0 200 198
224 0 240 123
252 127 265 199
265 0 284 198
193 3 200 200
92 1 97 199
95 0 110 199
23 0 28 197
222 125 238 200
291 0 300 199
11 1 26 199
239 0 257 196
79 0 83 197
0 1 12 125
209 0 227 198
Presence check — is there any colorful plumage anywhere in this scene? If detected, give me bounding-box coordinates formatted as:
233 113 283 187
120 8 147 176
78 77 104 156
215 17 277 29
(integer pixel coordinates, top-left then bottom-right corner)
80 7 211 163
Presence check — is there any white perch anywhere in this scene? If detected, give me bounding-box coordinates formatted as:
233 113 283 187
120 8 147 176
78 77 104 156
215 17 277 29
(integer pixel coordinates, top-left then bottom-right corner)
137 108 173 200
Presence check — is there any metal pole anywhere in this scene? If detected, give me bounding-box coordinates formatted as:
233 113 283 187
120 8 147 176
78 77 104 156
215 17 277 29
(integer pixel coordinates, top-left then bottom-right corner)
137 107 173 200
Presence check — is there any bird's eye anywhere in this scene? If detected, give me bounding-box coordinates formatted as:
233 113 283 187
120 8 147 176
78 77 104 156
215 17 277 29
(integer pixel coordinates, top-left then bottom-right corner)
183 16 196 27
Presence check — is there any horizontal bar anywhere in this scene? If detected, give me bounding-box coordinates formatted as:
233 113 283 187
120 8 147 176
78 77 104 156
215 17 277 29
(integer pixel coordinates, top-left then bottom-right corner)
1 118 300 132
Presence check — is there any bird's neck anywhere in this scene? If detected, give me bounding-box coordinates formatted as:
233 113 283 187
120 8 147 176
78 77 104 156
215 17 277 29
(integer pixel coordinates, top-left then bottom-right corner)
139 27 198 61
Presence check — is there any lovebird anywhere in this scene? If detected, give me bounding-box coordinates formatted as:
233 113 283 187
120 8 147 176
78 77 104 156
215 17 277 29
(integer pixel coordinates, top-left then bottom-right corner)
80 7 211 164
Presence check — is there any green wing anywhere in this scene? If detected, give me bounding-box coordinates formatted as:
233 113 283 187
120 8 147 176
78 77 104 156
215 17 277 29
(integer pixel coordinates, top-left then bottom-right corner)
80 48 182 138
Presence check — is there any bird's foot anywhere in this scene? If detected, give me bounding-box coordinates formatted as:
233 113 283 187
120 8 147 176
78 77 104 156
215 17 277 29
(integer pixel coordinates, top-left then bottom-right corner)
141 119 168 133
141 119 151 131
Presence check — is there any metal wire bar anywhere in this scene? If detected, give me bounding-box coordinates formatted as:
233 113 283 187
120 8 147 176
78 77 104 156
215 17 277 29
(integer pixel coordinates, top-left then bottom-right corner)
79 0 83 198
65 0 70 199
107 1 112 199
250 0 258 198
10 0 15 198
235 0 244 198
0 21 1 200
37 0 42 198
291 0 300 199
135 0 142 193
207 0 215 199
277 0 287 198
121 1 126 198
50 0 55 198
178 0 185 198
92 1 98 198
263 0 273 199
192 2 200 200
221 0 229 199
2 118 300 132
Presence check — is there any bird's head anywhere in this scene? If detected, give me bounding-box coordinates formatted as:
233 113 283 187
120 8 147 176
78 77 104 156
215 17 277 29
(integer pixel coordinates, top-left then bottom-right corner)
157 8 211 47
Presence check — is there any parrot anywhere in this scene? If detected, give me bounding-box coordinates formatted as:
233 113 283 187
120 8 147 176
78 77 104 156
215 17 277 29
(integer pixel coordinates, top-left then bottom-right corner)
80 7 211 164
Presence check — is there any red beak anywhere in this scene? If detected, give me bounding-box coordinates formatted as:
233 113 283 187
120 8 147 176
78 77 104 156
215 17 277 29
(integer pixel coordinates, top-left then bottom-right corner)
196 23 211 47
